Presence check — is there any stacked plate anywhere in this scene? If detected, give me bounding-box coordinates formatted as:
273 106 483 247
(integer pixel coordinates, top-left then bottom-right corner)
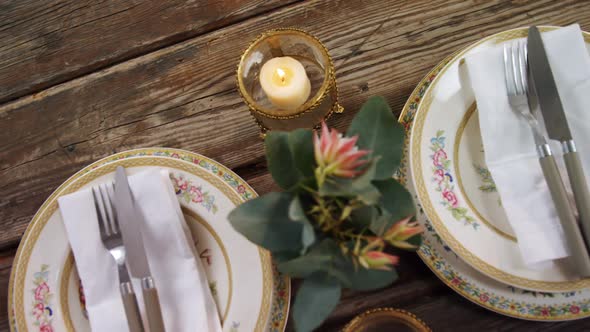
400 26 590 320
8 148 290 332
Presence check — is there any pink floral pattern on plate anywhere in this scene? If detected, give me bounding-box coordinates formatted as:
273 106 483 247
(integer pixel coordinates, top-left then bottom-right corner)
32 264 53 332
430 130 478 229
170 173 218 213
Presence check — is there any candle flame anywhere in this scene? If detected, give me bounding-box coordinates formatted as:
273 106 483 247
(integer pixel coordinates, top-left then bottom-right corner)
276 68 286 83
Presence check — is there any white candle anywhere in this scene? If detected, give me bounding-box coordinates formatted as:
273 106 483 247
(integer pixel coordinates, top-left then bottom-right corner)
259 56 311 110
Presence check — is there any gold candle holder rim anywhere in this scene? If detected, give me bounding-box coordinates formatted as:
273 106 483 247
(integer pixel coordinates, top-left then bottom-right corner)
342 308 432 332
236 28 335 119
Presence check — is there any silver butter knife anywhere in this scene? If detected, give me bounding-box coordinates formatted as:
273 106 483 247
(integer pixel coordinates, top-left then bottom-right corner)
528 26 590 253
114 166 166 332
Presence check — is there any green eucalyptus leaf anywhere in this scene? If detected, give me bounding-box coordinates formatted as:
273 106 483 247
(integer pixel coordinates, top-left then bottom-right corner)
374 178 415 222
228 192 302 252
349 205 378 229
288 129 316 177
272 251 301 264
289 195 316 252
277 239 339 278
265 131 303 190
293 273 342 332
347 96 405 180
370 210 394 236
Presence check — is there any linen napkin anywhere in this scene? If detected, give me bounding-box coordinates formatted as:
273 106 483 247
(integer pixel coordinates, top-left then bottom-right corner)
464 24 590 266
58 169 223 332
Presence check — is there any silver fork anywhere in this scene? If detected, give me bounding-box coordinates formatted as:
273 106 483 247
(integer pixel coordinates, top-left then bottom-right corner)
504 40 590 276
93 184 145 332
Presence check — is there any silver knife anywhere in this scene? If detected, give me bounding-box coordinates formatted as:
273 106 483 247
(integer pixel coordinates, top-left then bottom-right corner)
115 166 166 332
528 26 590 252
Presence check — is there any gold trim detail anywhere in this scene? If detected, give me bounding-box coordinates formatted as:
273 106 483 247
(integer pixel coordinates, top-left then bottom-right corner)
452 103 516 242
11 149 275 332
409 27 590 291
61 254 75 332
342 308 431 332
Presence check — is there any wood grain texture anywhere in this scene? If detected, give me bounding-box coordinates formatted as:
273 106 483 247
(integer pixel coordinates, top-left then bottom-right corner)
0 0 298 103
4 0 590 331
3 0 590 251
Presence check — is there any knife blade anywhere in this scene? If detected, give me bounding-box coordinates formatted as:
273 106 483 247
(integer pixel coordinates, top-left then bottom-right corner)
528 26 590 261
114 167 152 279
527 26 572 141
114 166 166 332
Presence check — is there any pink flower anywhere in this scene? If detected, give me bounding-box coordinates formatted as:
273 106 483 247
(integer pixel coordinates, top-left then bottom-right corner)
313 122 370 183
479 294 489 302
451 277 461 285
433 149 447 167
358 251 399 271
384 217 423 249
34 282 49 302
237 185 246 194
442 189 459 208
190 186 203 203
541 307 550 316
434 169 445 183
33 303 44 319
39 323 53 332
570 305 580 314
179 180 188 191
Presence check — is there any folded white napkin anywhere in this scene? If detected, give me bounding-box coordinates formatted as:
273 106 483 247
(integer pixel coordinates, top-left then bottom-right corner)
58 169 222 332
465 24 590 266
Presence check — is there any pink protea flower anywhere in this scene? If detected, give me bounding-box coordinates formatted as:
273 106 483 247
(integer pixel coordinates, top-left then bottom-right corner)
384 217 423 249
358 251 399 271
313 122 370 184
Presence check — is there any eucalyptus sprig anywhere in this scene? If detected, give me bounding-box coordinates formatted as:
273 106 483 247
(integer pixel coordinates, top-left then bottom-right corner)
229 96 422 332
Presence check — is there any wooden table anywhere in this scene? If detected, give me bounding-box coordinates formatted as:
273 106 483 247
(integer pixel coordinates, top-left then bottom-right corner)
2 0 590 330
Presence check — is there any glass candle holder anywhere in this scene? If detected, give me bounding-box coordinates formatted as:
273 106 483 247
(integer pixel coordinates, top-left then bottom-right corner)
237 28 343 138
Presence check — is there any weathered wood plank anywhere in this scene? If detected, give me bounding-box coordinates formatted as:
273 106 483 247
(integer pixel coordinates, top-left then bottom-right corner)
0 0 299 103
2 0 590 253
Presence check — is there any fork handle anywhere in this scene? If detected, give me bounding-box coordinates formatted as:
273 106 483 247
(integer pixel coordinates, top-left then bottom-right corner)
563 149 590 249
540 154 590 276
120 282 145 332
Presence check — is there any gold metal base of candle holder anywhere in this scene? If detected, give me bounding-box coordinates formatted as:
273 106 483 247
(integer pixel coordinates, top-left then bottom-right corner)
237 28 343 138
342 308 432 332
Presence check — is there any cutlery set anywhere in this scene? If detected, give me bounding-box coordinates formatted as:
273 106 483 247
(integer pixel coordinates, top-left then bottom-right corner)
504 26 590 275
93 167 166 332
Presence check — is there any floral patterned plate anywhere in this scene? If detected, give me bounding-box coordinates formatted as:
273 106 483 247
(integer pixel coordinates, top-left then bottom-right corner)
8 148 290 332
408 26 590 292
399 38 590 321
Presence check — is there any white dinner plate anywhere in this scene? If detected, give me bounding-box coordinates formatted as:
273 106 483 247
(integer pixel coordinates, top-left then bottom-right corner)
8 148 290 332
398 46 590 320
408 26 590 292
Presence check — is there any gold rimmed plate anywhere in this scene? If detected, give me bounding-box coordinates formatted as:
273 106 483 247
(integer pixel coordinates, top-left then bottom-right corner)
398 31 590 321
8 148 290 332
409 26 590 292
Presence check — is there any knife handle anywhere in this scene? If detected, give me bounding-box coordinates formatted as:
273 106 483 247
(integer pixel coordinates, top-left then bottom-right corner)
540 154 590 276
142 277 166 332
120 282 145 332
563 148 590 245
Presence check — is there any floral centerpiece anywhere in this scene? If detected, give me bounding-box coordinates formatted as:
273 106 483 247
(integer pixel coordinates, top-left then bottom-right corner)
229 96 422 332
